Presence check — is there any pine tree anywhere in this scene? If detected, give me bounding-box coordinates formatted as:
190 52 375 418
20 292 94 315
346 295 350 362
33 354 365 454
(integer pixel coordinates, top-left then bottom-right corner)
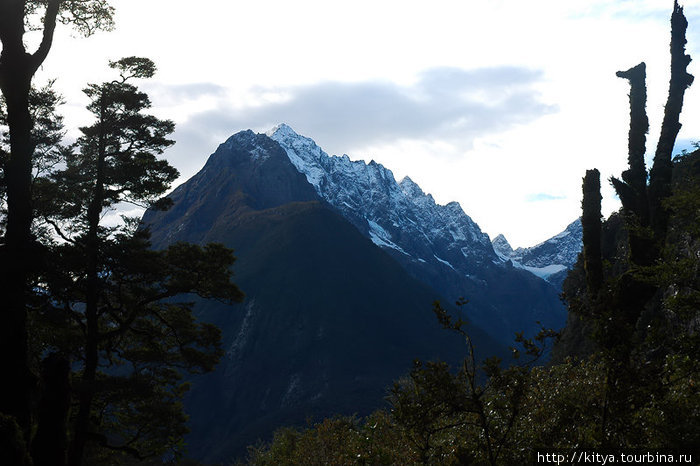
0 1 114 453
34 58 244 465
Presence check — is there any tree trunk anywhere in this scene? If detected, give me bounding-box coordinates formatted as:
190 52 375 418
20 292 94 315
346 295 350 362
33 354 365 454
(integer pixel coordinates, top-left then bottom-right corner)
0 0 62 446
67 96 107 466
615 62 649 221
32 354 71 466
582 169 603 294
0 0 39 440
649 0 694 245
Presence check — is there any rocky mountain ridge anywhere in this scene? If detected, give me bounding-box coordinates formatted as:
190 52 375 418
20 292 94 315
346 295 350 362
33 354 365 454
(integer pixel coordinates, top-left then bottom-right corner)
141 129 499 461
268 123 494 267
140 126 575 462
492 219 582 288
269 124 582 289
267 124 566 340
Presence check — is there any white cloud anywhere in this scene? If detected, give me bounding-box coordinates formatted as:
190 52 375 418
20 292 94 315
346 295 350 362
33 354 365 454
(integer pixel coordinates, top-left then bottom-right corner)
30 0 700 247
158 65 554 155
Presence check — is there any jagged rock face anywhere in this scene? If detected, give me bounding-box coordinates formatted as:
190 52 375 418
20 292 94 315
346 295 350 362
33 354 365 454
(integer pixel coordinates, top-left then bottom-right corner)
178 200 483 462
269 124 495 270
492 219 582 289
268 124 565 341
512 219 583 269
492 233 515 258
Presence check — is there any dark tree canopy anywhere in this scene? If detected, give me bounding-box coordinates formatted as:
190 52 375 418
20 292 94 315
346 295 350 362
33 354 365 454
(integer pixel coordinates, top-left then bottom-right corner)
0 0 115 452
26 58 244 466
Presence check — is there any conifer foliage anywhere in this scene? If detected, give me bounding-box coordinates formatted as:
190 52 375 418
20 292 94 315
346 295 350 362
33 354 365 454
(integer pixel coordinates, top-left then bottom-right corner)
0 2 115 449
1 48 244 466
0 2 245 463
34 59 243 465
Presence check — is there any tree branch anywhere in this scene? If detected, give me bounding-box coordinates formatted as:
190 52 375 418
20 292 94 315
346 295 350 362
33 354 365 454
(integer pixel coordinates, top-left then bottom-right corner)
42 216 76 244
31 0 62 73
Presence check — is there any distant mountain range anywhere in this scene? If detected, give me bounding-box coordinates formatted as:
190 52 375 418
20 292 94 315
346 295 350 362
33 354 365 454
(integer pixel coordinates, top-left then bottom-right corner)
141 125 580 462
267 124 574 339
491 219 582 289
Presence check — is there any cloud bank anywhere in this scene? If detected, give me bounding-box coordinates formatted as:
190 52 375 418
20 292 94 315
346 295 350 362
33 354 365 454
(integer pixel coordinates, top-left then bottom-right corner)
158 66 557 176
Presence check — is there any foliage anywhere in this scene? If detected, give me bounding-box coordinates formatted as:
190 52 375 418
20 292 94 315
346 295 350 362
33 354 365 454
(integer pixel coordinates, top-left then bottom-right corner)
248 343 698 464
24 58 244 465
1 0 117 457
3 56 245 465
247 412 410 466
0 81 66 241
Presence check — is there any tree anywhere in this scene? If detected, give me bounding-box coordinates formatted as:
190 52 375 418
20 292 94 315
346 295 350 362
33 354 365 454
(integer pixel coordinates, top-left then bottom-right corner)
581 169 603 294
0 0 115 447
0 81 74 466
567 0 697 447
33 58 244 465
1 81 67 236
387 300 554 465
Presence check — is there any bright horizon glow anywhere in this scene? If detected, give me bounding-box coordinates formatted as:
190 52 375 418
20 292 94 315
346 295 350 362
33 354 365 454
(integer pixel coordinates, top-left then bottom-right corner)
35 0 700 248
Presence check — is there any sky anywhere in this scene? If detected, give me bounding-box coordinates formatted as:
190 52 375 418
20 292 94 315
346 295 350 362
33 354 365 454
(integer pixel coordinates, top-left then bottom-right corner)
33 0 700 248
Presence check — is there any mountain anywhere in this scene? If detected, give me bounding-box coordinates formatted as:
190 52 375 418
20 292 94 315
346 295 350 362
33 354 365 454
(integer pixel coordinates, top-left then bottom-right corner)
492 233 515 258
267 124 565 341
141 129 503 462
141 125 570 462
267 124 493 261
492 219 582 289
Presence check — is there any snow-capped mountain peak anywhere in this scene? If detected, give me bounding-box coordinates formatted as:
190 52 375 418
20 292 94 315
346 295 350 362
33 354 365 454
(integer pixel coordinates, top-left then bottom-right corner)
492 234 515 260
267 124 495 274
492 219 582 287
265 122 298 139
265 124 581 288
398 176 424 198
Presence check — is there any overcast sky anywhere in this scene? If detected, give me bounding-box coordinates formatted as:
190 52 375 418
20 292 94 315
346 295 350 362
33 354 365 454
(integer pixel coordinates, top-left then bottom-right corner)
35 0 700 248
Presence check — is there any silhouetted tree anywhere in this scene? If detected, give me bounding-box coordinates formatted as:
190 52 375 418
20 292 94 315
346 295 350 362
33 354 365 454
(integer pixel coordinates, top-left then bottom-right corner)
0 0 114 452
582 169 603 294
648 0 694 245
575 0 695 447
34 58 244 465
609 1 694 268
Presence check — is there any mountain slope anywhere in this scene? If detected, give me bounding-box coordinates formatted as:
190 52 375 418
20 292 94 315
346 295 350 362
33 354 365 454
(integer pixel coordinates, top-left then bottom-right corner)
142 130 503 462
267 124 566 342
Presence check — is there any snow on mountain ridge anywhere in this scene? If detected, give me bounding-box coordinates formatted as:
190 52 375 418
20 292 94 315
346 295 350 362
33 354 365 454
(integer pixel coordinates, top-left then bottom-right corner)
492 234 514 261
267 124 495 274
398 176 424 199
512 219 582 268
265 124 583 288
491 219 582 286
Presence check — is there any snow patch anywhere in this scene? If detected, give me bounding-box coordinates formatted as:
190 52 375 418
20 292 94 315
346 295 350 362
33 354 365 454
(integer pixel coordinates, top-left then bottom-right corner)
281 373 302 407
249 147 269 161
368 220 409 255
433 254 456 271
513 262 567 280
227 299 256 360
